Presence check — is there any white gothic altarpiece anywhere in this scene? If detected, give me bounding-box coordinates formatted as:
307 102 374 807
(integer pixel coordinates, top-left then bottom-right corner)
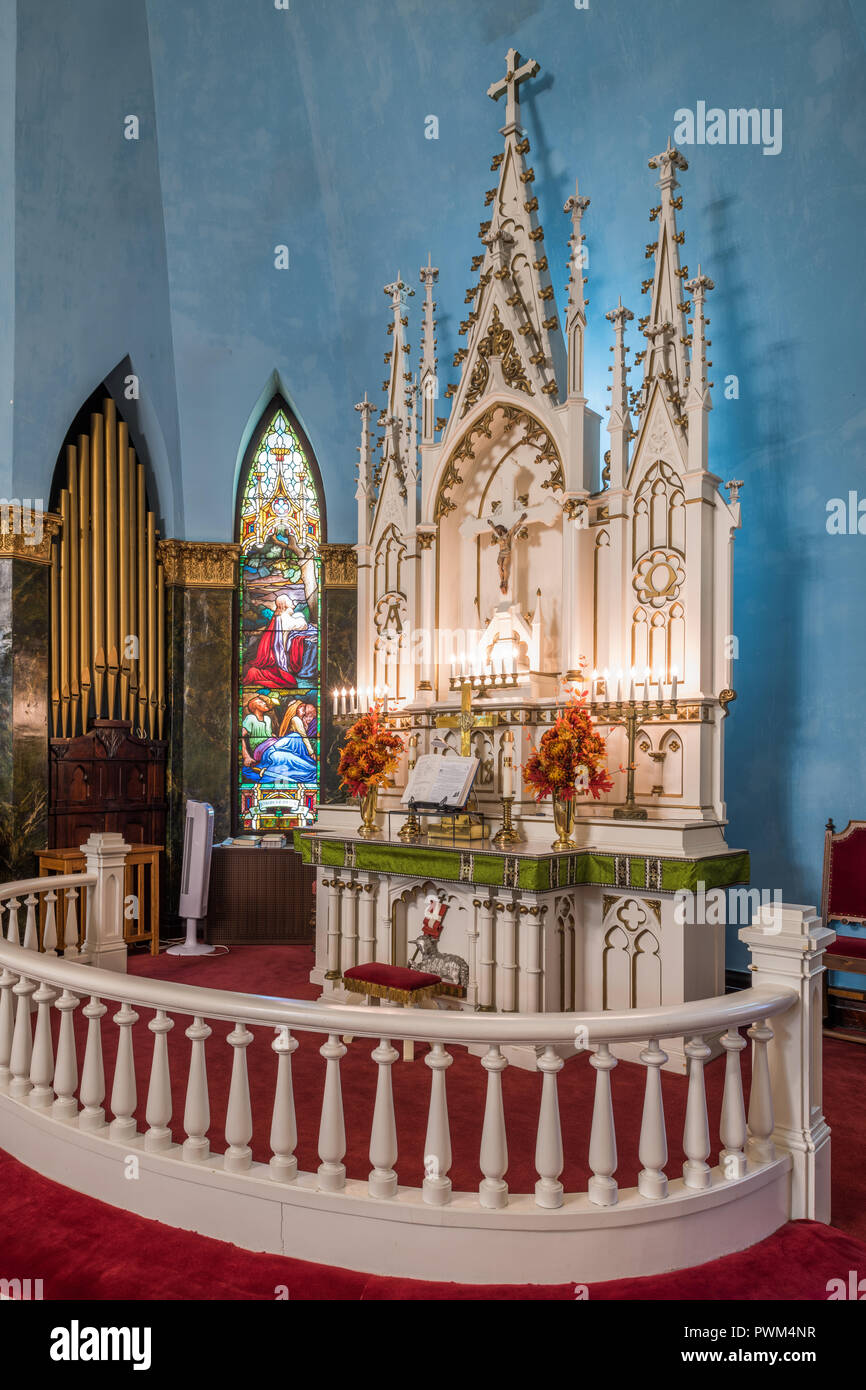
298 51 748 1072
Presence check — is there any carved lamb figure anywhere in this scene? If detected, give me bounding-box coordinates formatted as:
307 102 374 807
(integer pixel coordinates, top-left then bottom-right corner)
410 933 469 991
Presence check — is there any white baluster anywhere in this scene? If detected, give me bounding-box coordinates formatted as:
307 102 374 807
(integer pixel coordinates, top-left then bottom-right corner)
109 1003 139 1141
746 1018 776 1163
317 1033 347 1191
638 1038 669 1199
423 1042 453 1204
52 990 80 1119
534 1045 565 1207
9 975 36 1099
79 995 107 1129
479 1045 509 1209
22 895 38 951
682 1034 712 1189
588 1042 618 1206
28 982 56 1108
269 1026 298 1182
0 967 17 1092
224 1022 253 1173
144 1009 174 1151
5 898 20 945
719 1028 747 1179
63 888 80 957
42 890 58 953
368 1036 399 1198
182 1017 212 1163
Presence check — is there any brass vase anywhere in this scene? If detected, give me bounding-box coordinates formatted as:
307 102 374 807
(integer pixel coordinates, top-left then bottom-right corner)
357 785 381 839
551 793 576 850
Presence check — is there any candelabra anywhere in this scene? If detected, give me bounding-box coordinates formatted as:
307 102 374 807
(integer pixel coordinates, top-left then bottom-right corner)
449 672 520 699
492 795 522 847
590 693 680 821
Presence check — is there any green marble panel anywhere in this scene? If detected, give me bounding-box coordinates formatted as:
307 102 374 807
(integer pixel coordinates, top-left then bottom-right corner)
0 558 49 876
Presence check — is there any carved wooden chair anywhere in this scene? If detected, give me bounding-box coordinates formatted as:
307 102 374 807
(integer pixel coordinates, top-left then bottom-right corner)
821 818 866 1039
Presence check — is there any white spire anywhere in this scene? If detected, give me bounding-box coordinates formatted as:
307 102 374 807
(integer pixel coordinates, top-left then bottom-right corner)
632 139 691 432
605 297 634 489
354 392 375 546
419 254 439 444
381 273 415 499
441 51 562 433
563 178 591 399
684 264 714 470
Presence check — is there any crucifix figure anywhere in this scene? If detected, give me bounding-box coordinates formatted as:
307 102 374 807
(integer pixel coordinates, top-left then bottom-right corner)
488 511 527 596
487 48 540 133
460 473 559 605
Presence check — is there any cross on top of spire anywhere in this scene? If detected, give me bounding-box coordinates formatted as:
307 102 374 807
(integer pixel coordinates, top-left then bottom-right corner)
487 48 539 132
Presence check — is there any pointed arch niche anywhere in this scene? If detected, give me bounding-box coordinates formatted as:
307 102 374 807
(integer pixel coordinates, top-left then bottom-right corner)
235 394 327 832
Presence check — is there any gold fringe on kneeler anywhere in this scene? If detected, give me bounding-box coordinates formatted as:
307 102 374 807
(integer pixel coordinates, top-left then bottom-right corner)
338 975 465 1003
338 976 442 1004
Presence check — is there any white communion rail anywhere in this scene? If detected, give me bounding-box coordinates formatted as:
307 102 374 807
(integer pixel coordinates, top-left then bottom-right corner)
0 838 835 1285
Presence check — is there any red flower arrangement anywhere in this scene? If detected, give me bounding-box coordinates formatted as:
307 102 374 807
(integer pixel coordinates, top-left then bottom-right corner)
523 688 614 803
338 708 404 798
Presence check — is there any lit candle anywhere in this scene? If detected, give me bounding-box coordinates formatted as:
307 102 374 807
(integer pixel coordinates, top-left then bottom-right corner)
616 669 624 702
592 668 599 700
603 667 610 704
349 686 356 713
644 667 651 703
340 687 347 716
656 669 664 703
627 669 635 702
502 731 514 798
332 688 339 718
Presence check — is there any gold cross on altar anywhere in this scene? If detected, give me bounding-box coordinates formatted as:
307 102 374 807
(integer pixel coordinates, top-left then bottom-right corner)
435 681 497 757
487 48 540 132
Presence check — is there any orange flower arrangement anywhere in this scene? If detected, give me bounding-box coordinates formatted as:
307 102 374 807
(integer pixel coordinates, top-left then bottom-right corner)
338 708 404 798
523 688 613 803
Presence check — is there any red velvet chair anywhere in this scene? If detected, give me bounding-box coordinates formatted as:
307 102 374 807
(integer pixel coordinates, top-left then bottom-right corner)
821 818 866 1039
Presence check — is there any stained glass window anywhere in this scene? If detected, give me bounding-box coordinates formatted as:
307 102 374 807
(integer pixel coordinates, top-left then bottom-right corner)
237 400 322 831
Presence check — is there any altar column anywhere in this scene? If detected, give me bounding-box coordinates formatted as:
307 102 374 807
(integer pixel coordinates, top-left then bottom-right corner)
476 897 497 1011
358 879 376 964
341 881 360 970
497 898 521 1013
416 529 437 699
519 904 546 1013
323 877 344 979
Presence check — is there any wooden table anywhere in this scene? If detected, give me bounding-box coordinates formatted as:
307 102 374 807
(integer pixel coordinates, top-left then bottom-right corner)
38 845 162 955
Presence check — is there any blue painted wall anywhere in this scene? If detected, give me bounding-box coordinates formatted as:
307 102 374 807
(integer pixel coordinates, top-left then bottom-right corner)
5 0 866 945
12 0 180 530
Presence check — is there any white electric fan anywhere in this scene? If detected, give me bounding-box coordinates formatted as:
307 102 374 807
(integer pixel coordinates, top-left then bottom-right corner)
167 799 216 956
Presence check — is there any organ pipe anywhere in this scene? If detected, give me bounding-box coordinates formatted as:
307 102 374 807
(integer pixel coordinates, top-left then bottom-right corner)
49 397 166 740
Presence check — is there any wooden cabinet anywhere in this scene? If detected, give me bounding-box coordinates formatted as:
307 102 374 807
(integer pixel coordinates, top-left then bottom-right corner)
48 720 166 851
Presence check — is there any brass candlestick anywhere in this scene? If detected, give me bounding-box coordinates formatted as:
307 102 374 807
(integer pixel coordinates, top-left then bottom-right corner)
492 795 522 846
398 800 423 842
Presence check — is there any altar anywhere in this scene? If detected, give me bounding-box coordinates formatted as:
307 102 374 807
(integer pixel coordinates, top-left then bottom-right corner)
302 50 747 1074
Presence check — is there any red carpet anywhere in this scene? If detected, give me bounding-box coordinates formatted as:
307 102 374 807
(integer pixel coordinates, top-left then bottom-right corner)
1 941 863 1298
